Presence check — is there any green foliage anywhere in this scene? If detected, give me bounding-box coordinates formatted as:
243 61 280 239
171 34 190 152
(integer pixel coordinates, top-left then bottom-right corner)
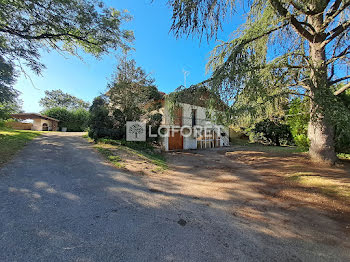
287 98 310 150
0 56 17 104
88 96 119 141
43 107 71 127
0 56 22 119
0 99 22 120
40 89 90 110
168 0 350 161
96 138 167 170
107 58 162 123
165 84 229 125
0 0 134 75
95 146 124 168
43 107 89 131
285 95 350 153
252 118 293 146
334 89 350 153
293 134 309 151
89 58 163 142
147 113 163 142
69 109 90 132
170 0 235 39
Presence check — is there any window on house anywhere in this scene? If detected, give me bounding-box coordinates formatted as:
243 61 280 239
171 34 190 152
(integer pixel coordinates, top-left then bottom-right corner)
192 109 196 126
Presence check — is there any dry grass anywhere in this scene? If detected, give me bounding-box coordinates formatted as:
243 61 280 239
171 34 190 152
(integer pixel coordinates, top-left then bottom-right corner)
86 138 167 175
287 172 350 199
226 145 350 221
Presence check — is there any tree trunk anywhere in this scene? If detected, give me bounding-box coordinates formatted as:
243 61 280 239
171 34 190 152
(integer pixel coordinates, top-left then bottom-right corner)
308 112 337 164
307 12 338 164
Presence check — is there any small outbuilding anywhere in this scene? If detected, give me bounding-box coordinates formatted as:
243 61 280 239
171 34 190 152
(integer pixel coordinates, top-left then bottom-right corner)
10 113 60 131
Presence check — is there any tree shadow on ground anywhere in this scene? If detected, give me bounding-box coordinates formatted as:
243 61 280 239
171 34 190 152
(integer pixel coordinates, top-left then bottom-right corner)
0 134 349 261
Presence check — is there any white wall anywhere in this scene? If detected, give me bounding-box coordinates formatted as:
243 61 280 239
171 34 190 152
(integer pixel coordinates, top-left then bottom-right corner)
31 119 53 131
159 102 230 151
32 119 42 131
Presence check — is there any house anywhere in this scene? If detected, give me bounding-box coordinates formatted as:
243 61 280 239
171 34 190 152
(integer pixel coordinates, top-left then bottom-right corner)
10 113 60 131
155 86 230 151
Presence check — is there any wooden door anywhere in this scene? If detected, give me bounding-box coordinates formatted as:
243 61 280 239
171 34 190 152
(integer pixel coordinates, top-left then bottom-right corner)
168 131 183 150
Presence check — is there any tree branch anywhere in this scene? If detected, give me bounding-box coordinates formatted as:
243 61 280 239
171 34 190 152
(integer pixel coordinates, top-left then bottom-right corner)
288 1 317 15
329 75 350 85
0 26 102 48
324 1 350 28
324 20 350 45
327 45 350 64
326 0 342 18
269 0 314 41
334 82 350 95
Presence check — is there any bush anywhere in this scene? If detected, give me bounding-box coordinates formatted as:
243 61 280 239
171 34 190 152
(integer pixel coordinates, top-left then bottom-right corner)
335 127 350 153
287 98 310 150
252 118 294 146
43 107 89 131
293 134 309 151
69 108 89 131
88 96 121 141
88 128 124 141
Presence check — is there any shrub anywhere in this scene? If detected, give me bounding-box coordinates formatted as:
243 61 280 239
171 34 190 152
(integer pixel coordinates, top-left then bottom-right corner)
43 107 89 131
69 108 90 131
252 118 294 146
88 128 124 141
88 96 121 141
147 113 162 142
293 134 309 151
287 98 310 150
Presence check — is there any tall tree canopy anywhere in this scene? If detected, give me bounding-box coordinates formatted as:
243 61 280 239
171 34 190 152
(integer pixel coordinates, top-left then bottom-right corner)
0 56 17 104
0 55 22 119
39 89 90 110
0 0 134 75
169 0 350 164
107 58 162 126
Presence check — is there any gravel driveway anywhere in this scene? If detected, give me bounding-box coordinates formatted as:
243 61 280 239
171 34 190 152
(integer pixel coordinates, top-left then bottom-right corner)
0 132 349 261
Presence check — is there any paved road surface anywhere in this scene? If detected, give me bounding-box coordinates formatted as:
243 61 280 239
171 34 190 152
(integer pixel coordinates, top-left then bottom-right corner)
0 133 349 261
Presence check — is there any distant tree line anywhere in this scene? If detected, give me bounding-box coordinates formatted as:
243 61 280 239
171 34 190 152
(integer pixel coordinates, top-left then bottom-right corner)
41 90 90 132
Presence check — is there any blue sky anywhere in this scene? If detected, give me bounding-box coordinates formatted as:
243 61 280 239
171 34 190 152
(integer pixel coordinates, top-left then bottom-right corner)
15 1 243 113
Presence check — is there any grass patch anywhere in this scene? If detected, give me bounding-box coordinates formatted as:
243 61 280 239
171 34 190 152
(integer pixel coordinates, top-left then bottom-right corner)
82 133 94 142
338 153 350 160
0 128 42 167
97 138 167 170
287 172 350 199
231 138 303 154
84 137 168 171
95 146 124 168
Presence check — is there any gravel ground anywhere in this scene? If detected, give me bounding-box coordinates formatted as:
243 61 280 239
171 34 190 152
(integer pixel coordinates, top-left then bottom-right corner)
0 132 349 261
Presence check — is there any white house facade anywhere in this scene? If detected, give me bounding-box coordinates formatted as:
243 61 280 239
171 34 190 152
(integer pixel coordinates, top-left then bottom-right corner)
158 103 229 151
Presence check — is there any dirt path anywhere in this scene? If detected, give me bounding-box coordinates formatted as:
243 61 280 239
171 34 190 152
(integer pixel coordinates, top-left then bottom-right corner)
0 133 349 261
162 148 350 249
